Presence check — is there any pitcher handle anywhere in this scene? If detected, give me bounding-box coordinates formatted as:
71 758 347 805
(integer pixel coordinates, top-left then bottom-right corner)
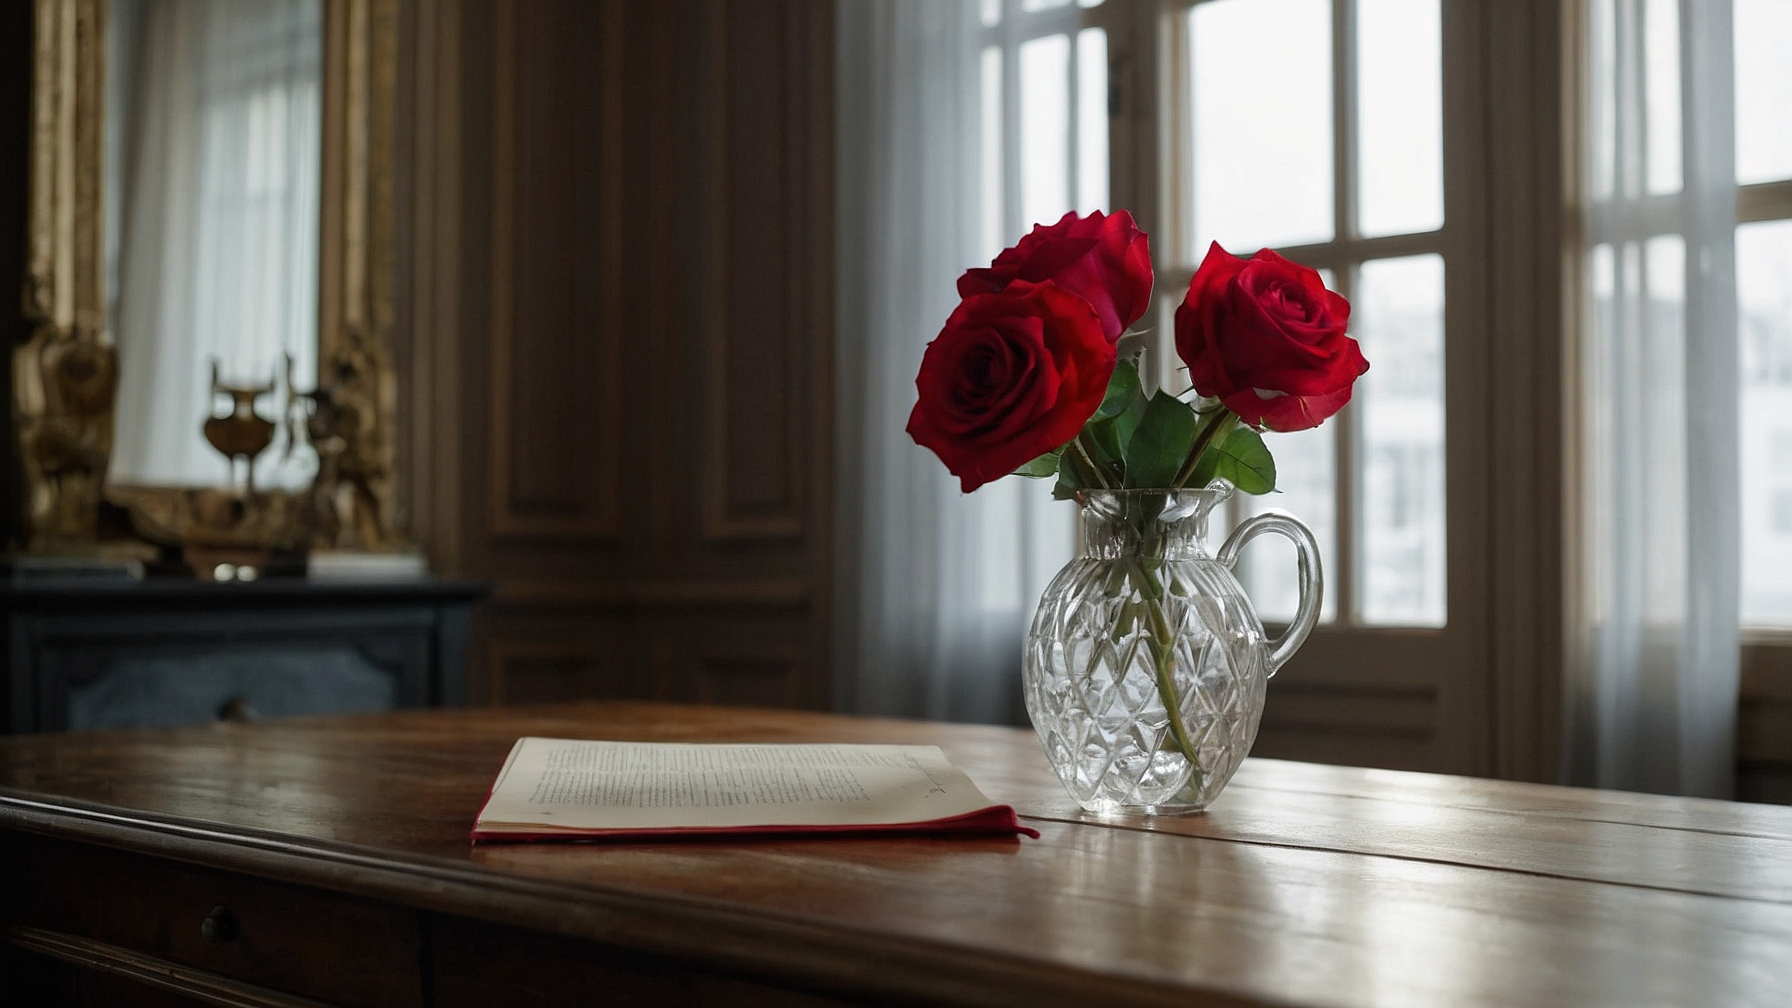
1216 511 1322 677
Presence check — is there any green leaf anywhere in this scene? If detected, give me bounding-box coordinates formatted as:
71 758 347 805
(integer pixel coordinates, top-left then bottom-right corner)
1121 392 1199 489
1112 390 1149 452
1084 383 1151 474
1186 442 1220 489
1206 427 1278 495
1182 413 1236 489
1013 449 1062 478
1051 474 1081 500
1092 358 1142 421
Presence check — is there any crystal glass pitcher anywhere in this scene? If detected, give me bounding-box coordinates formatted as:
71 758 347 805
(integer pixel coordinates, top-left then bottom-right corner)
1022 488 1321 815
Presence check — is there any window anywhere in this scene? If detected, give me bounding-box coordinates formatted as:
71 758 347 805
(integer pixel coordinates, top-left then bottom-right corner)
977 0 1111 256
938 0 1790 774
1156 0 1449 630
979 1 1456 637
1584 0 1792 630
940 0 1792 780
973 0 1116 610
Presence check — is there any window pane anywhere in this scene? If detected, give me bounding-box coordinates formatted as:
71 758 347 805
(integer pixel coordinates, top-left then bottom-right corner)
1642 0 1681 194
1023 0 1071 11
1020 34 1071 228
1241 425 1339 623
1189 0 1333 253
981 0 1001 28
1355 0 1443 236
1739 219 1792 626
1736 0 1792 184
1586 0 1683 199
1587 0 1617 201
1356 254 1446 627
1076 27 1108 213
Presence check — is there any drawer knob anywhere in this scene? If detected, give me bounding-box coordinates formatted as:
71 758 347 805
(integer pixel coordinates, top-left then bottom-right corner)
216 696 259 723
201 905 239 944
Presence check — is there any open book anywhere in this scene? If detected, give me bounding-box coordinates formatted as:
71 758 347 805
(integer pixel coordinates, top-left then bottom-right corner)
471 738 1038 843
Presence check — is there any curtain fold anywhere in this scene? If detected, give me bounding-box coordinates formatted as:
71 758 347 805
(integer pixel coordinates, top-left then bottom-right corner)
835 0 1073 724
1571 0 1739 797
108 0 322 490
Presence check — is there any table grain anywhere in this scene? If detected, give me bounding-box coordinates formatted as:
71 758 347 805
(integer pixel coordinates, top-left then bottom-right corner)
3 701 1790 1007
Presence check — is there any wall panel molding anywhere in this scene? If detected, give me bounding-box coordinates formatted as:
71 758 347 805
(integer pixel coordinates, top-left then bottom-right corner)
1252 680 1441 770
697 1 809 544
487 636 635 706
492 578 810 609
651 618 818 709
417 0 835 709
486 0 624 542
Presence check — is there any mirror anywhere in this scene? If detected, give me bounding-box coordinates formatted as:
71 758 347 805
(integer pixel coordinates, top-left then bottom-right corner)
19 0 402 559
104 0 323 493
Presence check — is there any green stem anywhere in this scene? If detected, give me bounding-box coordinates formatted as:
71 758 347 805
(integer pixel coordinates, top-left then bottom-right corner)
1171 411 1238 489
1073 430 1115 490
1129 557 1204 791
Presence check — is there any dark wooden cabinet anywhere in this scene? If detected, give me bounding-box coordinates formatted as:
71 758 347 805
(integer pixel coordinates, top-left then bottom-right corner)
1 580 486 733
4 834 426 1008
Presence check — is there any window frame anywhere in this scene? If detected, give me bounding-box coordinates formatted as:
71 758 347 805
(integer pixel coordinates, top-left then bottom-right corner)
1165 0 1452 629
995 0 1791 785
1097 0 1568 781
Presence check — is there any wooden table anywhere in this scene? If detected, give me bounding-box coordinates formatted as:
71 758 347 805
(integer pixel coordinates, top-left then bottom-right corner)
1 703 1789 1007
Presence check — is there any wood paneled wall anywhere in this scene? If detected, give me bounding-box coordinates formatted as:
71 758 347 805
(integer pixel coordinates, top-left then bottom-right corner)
400 0 834 708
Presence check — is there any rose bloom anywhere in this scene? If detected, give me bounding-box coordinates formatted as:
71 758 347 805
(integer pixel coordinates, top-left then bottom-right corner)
1174 242 1369 432
957 210 1153 345
908 280 1116 493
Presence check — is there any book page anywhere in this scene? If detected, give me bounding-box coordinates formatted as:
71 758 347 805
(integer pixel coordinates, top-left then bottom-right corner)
477 738 999 832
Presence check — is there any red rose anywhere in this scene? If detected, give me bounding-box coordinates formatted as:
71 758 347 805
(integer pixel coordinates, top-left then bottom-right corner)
1174 242 1368 432
908 280 1116 493
957 210 1153 344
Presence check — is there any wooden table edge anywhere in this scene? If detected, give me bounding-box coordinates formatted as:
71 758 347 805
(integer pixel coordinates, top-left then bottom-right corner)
0 789 1294 1008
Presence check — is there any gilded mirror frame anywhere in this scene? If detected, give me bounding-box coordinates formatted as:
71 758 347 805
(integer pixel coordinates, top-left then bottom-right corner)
18 0 403 555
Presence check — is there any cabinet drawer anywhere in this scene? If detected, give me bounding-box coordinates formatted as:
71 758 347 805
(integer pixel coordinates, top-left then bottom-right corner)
2 834 424 1008
431 915 857 1008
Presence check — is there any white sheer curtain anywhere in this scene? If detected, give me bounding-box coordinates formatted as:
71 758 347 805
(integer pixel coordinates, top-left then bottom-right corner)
108 0 321 490
1571 0 1739 797
835 0 1074 723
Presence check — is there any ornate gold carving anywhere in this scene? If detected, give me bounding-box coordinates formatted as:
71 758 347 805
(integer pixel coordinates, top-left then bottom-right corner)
316 0 401 551
105 484 307 551
17 0 111 551
20 0 406 555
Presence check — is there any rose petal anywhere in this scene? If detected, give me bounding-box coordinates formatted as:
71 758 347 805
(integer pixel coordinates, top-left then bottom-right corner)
908 280 1116 492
